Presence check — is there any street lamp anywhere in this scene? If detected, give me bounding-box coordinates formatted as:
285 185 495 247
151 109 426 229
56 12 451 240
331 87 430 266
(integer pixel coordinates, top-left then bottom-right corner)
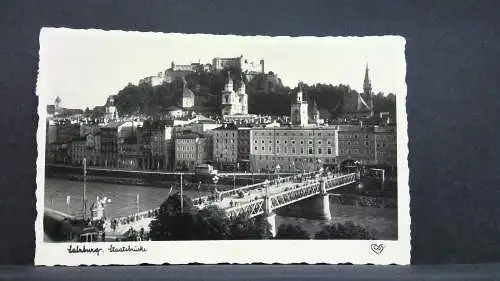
212 175 220 201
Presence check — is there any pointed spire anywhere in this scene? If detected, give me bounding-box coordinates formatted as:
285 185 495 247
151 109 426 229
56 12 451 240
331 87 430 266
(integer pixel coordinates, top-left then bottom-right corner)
363 63 372 95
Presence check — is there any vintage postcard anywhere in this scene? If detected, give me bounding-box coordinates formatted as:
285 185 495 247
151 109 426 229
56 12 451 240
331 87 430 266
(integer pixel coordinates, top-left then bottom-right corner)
35 28 410 265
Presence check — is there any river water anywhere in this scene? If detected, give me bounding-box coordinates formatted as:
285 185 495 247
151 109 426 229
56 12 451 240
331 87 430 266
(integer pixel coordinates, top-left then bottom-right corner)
44 178 397 240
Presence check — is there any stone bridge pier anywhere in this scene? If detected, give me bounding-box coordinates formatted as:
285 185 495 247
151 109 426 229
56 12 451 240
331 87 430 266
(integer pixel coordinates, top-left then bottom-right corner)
320 177 332 221
264 192 277 237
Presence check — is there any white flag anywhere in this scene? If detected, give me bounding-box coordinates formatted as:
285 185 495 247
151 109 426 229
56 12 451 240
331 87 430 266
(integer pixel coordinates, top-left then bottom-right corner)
66 195 70 205
136 193 140 205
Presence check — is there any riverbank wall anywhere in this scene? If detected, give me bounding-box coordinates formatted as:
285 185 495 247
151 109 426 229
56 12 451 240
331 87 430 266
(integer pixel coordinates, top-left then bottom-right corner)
45 165 275 191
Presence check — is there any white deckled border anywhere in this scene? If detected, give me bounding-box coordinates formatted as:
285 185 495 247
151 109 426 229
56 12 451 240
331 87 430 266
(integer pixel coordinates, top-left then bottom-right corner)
34 28 410 265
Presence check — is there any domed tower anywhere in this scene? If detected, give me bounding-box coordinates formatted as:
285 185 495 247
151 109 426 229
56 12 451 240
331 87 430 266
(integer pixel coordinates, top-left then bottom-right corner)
290 84 308 126
221 71 237 116
238 72 248 114
311 100 320 124
105 95 118 120
54 96 61 115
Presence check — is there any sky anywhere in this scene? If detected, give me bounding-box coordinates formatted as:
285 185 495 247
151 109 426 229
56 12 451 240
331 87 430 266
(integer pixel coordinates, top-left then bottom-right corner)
37 28 406 110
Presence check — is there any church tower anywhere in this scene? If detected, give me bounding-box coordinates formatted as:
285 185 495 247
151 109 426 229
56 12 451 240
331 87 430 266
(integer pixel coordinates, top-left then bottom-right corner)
363 64 374 116
290 84 308 126
221 71 236 116
238 72 248 114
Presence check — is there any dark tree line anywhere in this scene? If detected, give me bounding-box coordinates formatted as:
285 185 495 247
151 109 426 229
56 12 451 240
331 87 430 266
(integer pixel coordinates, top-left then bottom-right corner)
101 68 396 119
149 193 376 241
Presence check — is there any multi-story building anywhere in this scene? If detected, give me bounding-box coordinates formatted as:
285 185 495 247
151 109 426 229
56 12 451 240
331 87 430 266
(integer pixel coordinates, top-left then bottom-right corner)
337 126 376 165
249 127 339 173
174 131 212 171
137 122 174 170
118 135 139 169
212 123 238 170
237 127 251 171
374 125 397 167
85 132 101 166
100 123 119 168
70 136 86 165
100 121 142 168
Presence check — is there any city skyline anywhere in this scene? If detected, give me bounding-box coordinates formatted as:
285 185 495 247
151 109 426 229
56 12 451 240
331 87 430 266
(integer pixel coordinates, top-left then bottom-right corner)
37 28 405 110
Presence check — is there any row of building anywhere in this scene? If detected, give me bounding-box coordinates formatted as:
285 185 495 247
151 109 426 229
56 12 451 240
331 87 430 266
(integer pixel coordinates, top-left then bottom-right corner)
46 116 396 173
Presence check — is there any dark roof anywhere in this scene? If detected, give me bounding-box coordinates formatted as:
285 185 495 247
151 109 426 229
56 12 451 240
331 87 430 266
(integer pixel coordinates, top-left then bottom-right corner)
213 123 237 131
342 92 371 114
123 136 138 145
71 136 87 142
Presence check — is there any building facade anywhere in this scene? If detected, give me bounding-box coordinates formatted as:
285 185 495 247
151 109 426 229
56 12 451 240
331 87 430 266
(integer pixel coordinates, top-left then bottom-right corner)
212 124 238 170
337 126 376 165
85 132 101 166
374 126 397 167
237 127 251 171
70 136 86 165
174 132 212 170
249 127 339 173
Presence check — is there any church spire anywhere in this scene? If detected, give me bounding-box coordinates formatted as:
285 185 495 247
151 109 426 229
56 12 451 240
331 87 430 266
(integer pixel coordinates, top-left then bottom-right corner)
363 63 374 117
363 63 372 95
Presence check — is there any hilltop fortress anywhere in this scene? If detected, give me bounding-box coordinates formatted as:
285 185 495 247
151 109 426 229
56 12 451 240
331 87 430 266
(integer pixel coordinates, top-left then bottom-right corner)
138 55 267 86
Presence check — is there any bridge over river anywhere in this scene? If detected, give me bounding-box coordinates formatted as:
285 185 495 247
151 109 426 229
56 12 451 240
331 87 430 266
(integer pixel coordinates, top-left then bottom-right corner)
100 171 359 237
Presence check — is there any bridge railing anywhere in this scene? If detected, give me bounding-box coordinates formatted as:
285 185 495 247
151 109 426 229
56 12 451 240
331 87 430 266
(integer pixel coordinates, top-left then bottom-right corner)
218 171 318 199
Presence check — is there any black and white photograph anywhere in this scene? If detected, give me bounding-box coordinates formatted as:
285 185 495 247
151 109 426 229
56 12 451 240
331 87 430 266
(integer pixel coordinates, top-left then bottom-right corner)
35 28 410 265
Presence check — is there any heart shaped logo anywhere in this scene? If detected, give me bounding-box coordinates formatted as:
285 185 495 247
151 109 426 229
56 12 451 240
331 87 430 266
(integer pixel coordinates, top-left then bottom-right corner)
371 244 385 255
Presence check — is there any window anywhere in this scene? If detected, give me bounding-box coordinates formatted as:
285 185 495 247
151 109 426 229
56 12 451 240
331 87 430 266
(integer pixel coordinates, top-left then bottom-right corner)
365 141 369 146
284 140 288 144
327 147 332 154
276 140 280 144
262 146 265 151
308 147 313 154
276 147 280 153
318 140 322 145
300 140 304 145
318 148 322 154
284 147 288 153
292 147 296 154
269 140 272 144
269 147 272 152
327 140 331 145
292 140 296 144
262 140 265 144
308 140 313 145
254 140 257 144
301 147 304 154
354 134 358 139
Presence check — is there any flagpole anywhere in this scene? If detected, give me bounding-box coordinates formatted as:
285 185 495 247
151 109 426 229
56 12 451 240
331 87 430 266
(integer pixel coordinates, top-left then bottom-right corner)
83 157 87 221
137 193 140 214
180 173 183 214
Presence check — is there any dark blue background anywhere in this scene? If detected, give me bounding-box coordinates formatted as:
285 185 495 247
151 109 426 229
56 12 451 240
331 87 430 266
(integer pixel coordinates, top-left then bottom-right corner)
1 0 499 265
